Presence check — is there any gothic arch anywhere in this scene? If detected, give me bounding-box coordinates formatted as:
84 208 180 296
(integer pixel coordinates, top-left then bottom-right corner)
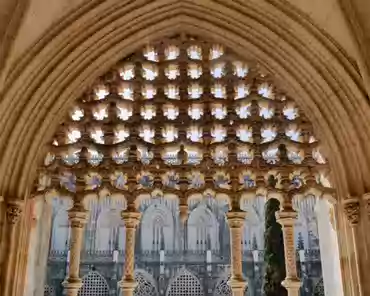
78 270 110 296
166 268 204 296
188 204 219 251
1 1 370 200
140 203 175 251
134 269 159 296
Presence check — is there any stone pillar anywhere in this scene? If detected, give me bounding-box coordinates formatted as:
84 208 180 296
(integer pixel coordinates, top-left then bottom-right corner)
62 201 88 296
2 200 23 296
276 196 301 296
315 198 344 296
118 202 141 296
226 210 247 296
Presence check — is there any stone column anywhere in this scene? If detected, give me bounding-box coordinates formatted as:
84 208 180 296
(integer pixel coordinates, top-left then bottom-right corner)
62 201 88 296
118 202 141 296
2 200 23 296
226 210 247 296
276 195 301 296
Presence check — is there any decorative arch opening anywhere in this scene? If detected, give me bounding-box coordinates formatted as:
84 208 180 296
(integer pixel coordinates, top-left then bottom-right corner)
134 269 159 296
34 34 342 296
166 268 204 296
78 271 110 296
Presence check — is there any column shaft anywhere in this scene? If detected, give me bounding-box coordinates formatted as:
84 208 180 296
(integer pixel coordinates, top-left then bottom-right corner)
62 203 88 296
119 209 141 296
227 211 246 296
276 210 301 296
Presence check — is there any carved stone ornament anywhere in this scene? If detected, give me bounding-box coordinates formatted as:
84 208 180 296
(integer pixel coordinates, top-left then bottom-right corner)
121 211 141 229
363 193 370 219
343 198 360 226
226 211 246 228
68 205 88 228
6 201 23 224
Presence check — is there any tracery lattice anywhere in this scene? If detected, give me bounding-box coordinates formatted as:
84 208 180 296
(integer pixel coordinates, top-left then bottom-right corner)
134 271 158 296
313 278 325 296
78 271 109 296
166 269 204 296
36 35 332 199
214 278 232 296
44 285 55 296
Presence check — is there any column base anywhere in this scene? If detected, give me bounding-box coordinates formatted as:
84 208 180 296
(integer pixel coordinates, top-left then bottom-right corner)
228 277 247 296
62 279 83 296
118 279 137 296
282 277 301 296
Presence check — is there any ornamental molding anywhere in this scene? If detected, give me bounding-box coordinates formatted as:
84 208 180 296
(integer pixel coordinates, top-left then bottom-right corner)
6 200 24 225
342 198 360 226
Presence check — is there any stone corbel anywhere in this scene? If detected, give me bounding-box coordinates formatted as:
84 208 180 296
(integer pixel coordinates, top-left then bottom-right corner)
342 197 360 227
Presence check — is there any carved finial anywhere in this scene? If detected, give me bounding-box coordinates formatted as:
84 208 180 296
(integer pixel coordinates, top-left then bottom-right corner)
343 198 360 226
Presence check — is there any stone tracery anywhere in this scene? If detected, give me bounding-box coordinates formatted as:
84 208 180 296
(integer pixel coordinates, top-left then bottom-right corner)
35 35 335 296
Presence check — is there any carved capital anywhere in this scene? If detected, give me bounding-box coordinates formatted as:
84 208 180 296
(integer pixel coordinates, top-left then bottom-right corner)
121 211 141 229
276 210 298 226
343 198 360 226
227 211 246 228
68 204 88 228
6 201 23 224
362 193 370 219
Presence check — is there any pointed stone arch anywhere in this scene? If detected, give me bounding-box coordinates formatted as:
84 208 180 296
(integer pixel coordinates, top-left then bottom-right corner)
188 204 219 251
166 268 204 296
140 203 175 251
78 270 110 296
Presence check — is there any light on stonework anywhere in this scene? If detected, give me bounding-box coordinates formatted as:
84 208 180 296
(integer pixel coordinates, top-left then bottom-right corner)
209 45 224 60
188 63 202 79
116 103 133 121
211 62 225 78
258 83 275 99
236 146 254 164
262 147 279 164
233 61 248 77
165 45 180 60
112 148 129 164
211 104 227 119
137 146 154 164
237 125 253 142
52 139 58 146
95 87 109 100
142 63 158 81
309 136 317 143
187 45 202 60
211 83 226 99
44 152 55 166
139 125 155 143
235 82 250 99
90 128 104 144
118 83 134 100
67 128 81 143
288 149 304 164
235 102 251 119
143 45 158 62
188 83 203 99
165 64 180 80
62 149 80 165
283 104 299 120
187 126 203 142
212 146 229 166
163 104 179 120
313 148 326 164
261 126 277 143
71 107 84 121
142 84 157 99
140 105 156 120
162 125 178 142
119 63 135 80
286 126 301 142
188 104 204 120
164 84 180 99
211 124 227 142
259 106 274 119
87 148 104 166
114 126 130 143
184 147 203 165
93 105 108 120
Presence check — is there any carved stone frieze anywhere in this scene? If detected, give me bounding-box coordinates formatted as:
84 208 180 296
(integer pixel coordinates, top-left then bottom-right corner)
343 198 360 226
